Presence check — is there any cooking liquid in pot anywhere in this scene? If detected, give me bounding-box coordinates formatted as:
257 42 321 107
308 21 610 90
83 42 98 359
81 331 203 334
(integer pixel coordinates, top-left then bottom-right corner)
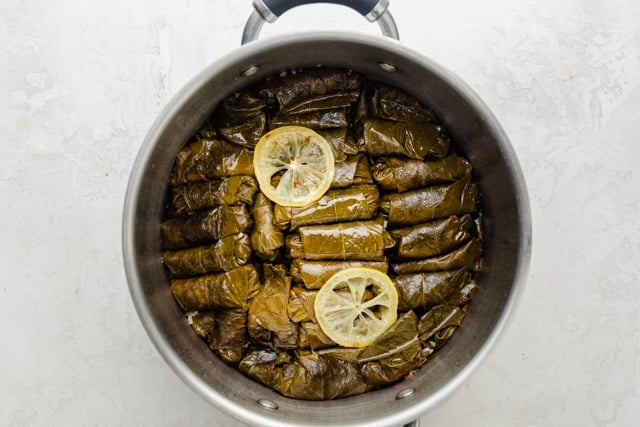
158 68 483 400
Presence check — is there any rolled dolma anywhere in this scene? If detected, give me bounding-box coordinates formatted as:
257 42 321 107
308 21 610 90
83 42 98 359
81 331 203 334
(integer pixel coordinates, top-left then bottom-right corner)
273 325 300 350
372 155 472 193
284 92 359 114
270 109 350 130
258 68 363 113
213 90 266 125
249 318 299 350
161 204 253 250
209 308 249 365
445 279 478 307
389 215 476 260
359 311 418 361
297 321 336 350
169 175 258 216
170 138 254 185
162 233 252 278
239 350 369 400
170 265 260 311
360 119 449 159
320 311 418 363
286 234 305 259
290 259 389 290
274 185 380 230
247 264 299 350
214 91 267 148
360 336 425 387
364 83 439 123
355 311 426 386
331 153 373 189
189 311 215 342
394 269 470 312
248 264 292 336
287 287 317 323
391 238 482 275
418 305 468 353
317 128 358 162
250 193 284 261
381 176 478 227
288 217 394 261
218 114 266 148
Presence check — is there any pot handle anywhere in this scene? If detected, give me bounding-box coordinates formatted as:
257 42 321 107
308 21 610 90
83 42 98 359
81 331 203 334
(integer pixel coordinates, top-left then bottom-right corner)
242 0 399 44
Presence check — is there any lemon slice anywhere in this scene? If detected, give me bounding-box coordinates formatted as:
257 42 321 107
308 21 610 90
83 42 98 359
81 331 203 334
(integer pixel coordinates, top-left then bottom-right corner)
314 268 398 348
253 126 334 207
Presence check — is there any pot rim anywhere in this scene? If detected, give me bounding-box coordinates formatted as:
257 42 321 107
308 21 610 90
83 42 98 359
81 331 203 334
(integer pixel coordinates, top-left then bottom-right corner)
123 30 532 427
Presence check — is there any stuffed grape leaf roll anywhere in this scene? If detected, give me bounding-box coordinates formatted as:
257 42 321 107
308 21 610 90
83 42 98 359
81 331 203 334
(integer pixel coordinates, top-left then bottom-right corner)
381 177 478 227
297 321 336 350
161 204 253 250
288 217 394 261
281 92 359 114
270 109 350 130
360 337 425 387
162 233 251 278
360 119 449 159
274 185 380 230
218 114 266 148
248 264 292 335
271 323 299 350
418 305 468 354
189 311 215 343
372 155 472 193
391 238 482 275
214 90 265 123
317 128 358 162
169 175 258 216
209 308 250 365
290 259 389 290
394 269 470 312
214 91 267 148
170 265 260 311
239 350 369 400
445 279 478 307
170 138 254 185
250 193 284 261
247 264 299 350
389 215 476 259
320 311 418 363
287 287 318 323
258 68 363 114
364 83 439 123
330 154 373 189
189 310 251 365
358 311 419 361
357 312 426 387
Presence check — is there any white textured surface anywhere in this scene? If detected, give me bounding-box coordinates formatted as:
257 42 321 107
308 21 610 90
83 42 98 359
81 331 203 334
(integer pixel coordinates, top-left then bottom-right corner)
1 0 639 425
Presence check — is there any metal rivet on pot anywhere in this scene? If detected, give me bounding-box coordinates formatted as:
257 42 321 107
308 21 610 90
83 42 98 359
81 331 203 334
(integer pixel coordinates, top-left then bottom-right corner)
240 65 260 77
377 61 398 72
396 387 416 400
257 398 279 410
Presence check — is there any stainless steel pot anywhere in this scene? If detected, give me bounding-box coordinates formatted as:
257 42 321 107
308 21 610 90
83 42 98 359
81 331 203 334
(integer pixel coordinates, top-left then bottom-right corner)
123 1 532 426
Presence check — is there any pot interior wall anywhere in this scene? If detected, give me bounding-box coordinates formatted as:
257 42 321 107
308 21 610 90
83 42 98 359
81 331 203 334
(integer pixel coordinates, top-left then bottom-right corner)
124 33 530 427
